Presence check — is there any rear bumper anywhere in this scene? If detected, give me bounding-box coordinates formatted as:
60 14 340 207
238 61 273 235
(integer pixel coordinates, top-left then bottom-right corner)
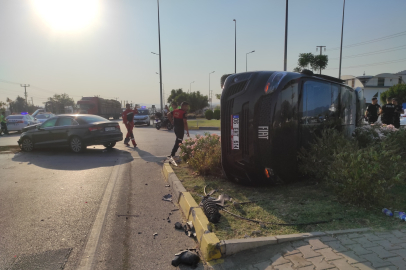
84 133 123 146
134 119 150 124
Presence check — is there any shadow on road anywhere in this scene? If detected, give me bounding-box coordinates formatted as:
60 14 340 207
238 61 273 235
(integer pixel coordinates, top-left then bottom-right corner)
133 147 166 166
11 147 134 170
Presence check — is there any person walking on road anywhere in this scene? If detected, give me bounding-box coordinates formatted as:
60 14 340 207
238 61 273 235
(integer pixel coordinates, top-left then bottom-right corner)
392 98 404 129
167 102 190 158
380 97 396 125
122 104 138 147
365 97 381 124
0 111 9 135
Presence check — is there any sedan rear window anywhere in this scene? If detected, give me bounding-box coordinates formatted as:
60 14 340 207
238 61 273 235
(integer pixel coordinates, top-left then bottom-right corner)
7 116 24 119
36 114 51 119
79 115 110 123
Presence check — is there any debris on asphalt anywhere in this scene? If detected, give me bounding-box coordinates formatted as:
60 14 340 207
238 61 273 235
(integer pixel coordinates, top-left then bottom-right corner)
167 217 171 223
174 222 183 230
165 184 170 187
138 232 142 234
184 221 196 238
145 183 148 185
153 233 158 239
171 209 179 212
171 250 200 267
162 194 173 202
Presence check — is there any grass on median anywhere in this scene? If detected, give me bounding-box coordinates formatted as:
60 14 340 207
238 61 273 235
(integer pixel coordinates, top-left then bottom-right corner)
173 163 406 240
187 119 220 128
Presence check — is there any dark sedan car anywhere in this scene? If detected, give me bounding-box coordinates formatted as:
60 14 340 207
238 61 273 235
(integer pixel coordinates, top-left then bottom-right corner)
18 114 123 153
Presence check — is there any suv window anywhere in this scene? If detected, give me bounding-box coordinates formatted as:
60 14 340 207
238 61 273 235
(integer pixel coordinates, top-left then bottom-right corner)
41 118 57 128
56 117 78 126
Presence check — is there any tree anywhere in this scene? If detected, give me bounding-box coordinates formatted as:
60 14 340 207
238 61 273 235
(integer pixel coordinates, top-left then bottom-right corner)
11 96 26 113
381 83 406 104
48 93 75 108
293 53 328 74
215 93 221 100
213 109 220 120
311 55 329 74
166 89 209 113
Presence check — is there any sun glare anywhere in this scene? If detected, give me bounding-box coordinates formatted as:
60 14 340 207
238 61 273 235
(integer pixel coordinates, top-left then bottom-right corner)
32 0 100 31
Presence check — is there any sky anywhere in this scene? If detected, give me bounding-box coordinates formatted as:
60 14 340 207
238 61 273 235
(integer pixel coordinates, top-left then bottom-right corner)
1 0 406 108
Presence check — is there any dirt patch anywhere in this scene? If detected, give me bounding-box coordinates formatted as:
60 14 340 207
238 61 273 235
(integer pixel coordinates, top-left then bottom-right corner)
0 145 21 154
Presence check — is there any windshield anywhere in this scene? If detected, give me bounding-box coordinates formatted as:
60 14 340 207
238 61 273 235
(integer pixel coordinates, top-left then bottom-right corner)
79 115 110 123
137 110 149 115
36 114 52 119
7 116 24 119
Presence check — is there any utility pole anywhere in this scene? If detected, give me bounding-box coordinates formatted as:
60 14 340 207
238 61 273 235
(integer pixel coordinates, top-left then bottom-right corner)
283 0 288 71
338 0 346 79
209 90 213 109
233 19 236 73
31 97 34 106
20 84 30 109
157 0 163 112
316 46 326 74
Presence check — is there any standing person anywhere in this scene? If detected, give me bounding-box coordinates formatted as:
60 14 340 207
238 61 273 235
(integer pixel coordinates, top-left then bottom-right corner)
163 105 169 116
380 97 395 125
392 98 404 129
122 103 138 147
365 97 381 124
0 111 9 135
169 101 178 112
167 102 190 158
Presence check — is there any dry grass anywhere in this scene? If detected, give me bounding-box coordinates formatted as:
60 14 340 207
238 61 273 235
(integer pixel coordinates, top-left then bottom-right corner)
173 163 406 240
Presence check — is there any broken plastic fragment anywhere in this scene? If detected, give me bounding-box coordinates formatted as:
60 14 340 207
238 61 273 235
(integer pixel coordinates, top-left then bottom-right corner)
162 194 173 202
171 250 200 267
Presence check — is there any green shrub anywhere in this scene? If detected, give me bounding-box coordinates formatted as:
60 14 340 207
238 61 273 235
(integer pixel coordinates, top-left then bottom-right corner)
327 145 403 206
180 133 221 175
298 129 357 181
213 109 220 120
205 109 214 120
299 127 405 206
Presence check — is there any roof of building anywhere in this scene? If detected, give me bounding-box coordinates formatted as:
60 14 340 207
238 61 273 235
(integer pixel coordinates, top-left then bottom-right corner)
396 70 406 75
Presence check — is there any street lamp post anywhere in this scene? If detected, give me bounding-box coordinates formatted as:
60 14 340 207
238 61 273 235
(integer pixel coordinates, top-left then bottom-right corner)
233 19 236 73
209 71 215 109
190 81 195 93
283 0 288 71
246 50 255 72
156 0 163 112
338 0 346 79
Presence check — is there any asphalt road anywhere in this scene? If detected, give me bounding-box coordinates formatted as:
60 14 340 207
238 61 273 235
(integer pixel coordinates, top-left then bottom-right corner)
0 122 219 270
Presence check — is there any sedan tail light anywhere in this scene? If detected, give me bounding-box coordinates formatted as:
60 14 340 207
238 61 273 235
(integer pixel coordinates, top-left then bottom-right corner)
88 126 102 132
116 124 120 130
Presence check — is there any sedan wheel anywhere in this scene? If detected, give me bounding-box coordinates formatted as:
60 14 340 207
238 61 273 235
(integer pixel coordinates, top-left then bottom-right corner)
70 136 85 153
21 138 34 152
103 142 116 148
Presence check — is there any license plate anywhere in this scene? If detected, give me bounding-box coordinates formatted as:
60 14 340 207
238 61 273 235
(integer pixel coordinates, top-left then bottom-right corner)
105 127 115 131
231 115 239 150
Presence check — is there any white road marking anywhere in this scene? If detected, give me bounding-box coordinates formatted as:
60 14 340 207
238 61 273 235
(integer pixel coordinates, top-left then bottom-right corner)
77 159 123 270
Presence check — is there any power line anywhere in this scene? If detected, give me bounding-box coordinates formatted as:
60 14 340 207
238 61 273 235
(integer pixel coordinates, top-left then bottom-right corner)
330 44 406 60
326 57 406 70
330 30 406 50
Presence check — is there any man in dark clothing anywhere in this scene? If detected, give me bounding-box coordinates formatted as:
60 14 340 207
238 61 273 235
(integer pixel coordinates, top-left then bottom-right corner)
380 97 396 125
167 102 190 158
122 104 138 147
365 97 381 124
392 98 404 128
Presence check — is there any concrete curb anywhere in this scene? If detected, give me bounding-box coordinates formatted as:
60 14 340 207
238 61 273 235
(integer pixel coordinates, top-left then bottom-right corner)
188 127 220 131
162 163 371 260
162 162 222 261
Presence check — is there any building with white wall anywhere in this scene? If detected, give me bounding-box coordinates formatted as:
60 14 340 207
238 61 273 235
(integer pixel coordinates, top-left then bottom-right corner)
342 71 406 104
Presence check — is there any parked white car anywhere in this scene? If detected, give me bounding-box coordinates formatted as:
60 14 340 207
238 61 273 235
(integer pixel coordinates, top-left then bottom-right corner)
400 114 406 126
35 113 56 124
6 114 39 132
134 109 150 126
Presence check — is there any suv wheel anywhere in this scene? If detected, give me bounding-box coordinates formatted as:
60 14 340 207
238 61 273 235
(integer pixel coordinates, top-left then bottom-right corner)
21 137 34 152
70 136 86 153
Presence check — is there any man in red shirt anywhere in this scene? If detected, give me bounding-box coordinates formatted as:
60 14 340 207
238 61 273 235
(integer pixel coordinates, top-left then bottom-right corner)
122 103 138 147
167 101 190 158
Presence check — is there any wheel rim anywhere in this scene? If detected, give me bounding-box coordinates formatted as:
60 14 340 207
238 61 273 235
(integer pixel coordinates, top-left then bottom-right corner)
23 139 33 151
71 138 82 152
